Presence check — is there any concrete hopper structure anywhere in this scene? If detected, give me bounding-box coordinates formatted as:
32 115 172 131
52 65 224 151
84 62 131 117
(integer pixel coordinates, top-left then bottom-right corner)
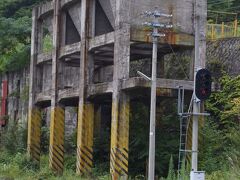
27 0 206 178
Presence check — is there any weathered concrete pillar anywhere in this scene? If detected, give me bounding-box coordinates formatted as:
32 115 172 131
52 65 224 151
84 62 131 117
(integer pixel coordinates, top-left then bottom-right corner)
27 108 41 162
111 93 130 179
76 103 94 175
49 106 65 173
110 1 131 178
27 7 42 163
76 0 95 175
49 0 65 174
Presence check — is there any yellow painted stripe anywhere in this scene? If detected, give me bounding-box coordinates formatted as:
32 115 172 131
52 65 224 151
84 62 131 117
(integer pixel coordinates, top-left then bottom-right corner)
27 108 41 163
76 103 94 175
110 95 130 178
111 148 128 174
49 107 65 174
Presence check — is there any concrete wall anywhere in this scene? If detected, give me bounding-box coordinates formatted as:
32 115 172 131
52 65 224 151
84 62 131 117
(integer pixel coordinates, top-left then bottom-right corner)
206 38 240 77
0 67 78 136
0 68 29 124
130 0 194 34
1 37 239 132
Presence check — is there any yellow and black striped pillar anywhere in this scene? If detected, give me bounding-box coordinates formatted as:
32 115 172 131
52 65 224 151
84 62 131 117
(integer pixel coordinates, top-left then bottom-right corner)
76 103 94 175
49 107 65 174
110 94 130 180
27 108 42 163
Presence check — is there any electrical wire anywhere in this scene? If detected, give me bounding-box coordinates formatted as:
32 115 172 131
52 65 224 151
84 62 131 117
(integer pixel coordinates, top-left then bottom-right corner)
167 43 190 80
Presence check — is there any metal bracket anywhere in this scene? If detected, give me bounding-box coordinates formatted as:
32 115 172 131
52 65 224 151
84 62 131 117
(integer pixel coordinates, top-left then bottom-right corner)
177 86 185 115
180 149 198 153
179 112 210 117
178 88 210 117
137 71 151 81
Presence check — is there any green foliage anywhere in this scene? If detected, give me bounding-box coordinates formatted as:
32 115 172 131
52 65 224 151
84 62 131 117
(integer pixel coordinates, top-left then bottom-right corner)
208 0 240 20
129 100 180 178
20 85 29 102
0 150 111 180
42 34 53 53
206 75 240 127
199 120 226 173
0 120 27 154
206 59 225 82
166 156 176 180
197 74 240 179
0 0 44 73
40 126 50 154
129 101 149 177
165 53 191 80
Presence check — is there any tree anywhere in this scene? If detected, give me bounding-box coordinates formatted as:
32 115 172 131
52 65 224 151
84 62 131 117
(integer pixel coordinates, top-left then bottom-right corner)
0 0 47 73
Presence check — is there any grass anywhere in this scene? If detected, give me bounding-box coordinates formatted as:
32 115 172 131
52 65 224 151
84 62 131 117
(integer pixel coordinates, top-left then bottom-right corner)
0 149 239 180
0 150 110 180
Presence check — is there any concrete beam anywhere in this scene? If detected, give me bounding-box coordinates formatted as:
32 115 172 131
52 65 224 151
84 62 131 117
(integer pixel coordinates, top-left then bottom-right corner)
89 32 114 51
58 88 79 101
37 52 52 65
131 28 194 47
60 0 79 8
37 0 82 19
87 82 113 98
37 1 54 19
34 77 195 105
59 42 81 59
122 77 194 91
35 92 51 103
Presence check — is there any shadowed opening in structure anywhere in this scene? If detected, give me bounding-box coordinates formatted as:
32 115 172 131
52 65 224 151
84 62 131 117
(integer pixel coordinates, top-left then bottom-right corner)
129 94 181 178
93 102 111 174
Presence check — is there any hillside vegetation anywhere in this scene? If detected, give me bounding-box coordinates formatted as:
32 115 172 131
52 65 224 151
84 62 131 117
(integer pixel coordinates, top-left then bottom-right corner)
0 0 240 179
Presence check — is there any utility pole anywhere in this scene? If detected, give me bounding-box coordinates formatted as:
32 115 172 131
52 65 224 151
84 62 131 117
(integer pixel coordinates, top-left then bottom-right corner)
192 18 200 172
192 0 203 172
140 9 172 180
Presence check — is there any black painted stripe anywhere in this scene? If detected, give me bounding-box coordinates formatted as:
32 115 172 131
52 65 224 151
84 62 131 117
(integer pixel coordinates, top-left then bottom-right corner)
80 147 93 162
52 145 64 160
81 156 92 169
50 147 64 167
114 152 128 169
51 150 64 168
83 146 93 155
123 148 129 154
114 160 127 175
115 148 128 162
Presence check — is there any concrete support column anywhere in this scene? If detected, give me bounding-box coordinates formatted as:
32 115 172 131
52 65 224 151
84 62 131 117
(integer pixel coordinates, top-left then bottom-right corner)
76 0 95 175
49 0 65 174
49 106 65 172
27 7 41 163
110 0 131 178
111 93 130 179
76 103 94 174
27 108 41 162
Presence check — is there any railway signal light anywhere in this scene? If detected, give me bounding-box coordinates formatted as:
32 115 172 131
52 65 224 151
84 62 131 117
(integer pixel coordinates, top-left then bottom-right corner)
195 68 212 100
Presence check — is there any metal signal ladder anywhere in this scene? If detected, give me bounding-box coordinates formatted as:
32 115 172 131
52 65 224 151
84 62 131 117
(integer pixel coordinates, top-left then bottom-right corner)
177 87 193 180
